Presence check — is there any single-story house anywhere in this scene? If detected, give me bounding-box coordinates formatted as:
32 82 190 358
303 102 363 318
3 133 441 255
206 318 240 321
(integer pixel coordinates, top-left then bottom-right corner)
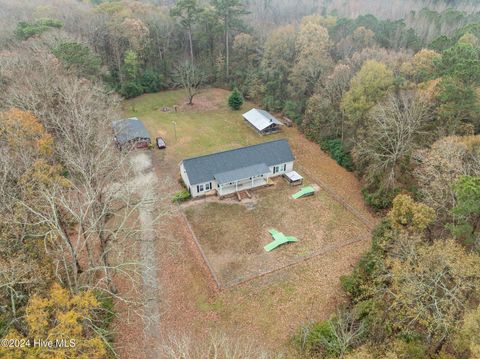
242 108 282 135
112 117 151 149
180 139 295 198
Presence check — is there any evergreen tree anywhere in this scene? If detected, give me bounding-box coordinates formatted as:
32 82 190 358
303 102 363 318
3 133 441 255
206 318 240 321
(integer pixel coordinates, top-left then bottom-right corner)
228 88 244 110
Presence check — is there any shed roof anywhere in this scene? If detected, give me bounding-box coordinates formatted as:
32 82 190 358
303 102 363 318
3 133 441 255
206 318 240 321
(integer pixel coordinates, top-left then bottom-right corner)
284 171 303 182
112 117 150 145
242 108 282 132
214 163 269 185
182 139 295 185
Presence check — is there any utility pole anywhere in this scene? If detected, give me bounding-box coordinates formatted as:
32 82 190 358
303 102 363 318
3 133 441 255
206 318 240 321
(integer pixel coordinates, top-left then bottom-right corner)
172 121 177 141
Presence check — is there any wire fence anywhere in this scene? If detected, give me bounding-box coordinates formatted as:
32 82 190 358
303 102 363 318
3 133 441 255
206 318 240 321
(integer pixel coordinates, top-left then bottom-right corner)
296 163 375 231
179 208 222 290
221 233 371 289
179 168 376 290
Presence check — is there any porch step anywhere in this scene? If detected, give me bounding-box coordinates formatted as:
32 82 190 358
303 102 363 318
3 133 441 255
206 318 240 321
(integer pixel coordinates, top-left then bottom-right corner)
236 190 251 202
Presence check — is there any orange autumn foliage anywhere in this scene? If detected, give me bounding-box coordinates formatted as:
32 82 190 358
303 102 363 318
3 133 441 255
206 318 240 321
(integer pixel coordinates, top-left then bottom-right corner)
0 284 107 359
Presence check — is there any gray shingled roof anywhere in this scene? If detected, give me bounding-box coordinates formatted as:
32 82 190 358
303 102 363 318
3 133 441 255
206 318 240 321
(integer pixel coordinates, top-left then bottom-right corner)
112 117 150 145
242 108 282 132
214 163 270 185
182 139 295 185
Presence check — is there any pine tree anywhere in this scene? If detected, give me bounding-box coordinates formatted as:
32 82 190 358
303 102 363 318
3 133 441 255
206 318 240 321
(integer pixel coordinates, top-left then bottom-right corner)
228 88 244 110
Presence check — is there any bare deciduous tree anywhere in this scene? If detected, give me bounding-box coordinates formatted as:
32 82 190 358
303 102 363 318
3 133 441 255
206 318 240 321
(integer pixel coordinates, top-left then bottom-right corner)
414 135 480 219
0 42 163 312
174 61 205 105
353 92 431 189
161 333 279 359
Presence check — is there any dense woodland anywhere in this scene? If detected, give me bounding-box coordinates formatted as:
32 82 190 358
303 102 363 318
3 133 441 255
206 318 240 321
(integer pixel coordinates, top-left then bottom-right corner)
1 0 480 358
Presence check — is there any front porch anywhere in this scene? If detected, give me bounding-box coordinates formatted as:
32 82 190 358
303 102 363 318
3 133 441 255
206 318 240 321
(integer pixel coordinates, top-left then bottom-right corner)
218 177 270 197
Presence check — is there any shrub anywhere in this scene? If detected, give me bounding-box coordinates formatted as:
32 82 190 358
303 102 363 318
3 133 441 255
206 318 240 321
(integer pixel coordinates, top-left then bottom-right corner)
362 187 400 211
262 95 283 112
320 139 354 171
341 274 362 299
341 221 392 303
0 317 8 338
15 18 63 40
172 189 191 203
53 42 101 76
297 309 365 357
341 246 385 302
94 291 115 347
392 339 427 359
296 321 336 354
119 81 144 99
228 88 244 110
95 291 115 326
282 100 303 124
141 69 164 93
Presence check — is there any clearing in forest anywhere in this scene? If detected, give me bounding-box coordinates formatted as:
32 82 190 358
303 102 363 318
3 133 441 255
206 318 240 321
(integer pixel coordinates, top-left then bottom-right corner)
117 88 376 356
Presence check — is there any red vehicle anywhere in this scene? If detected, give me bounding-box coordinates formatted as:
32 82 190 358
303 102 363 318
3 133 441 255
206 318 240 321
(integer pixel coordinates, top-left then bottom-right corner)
156 137 166 149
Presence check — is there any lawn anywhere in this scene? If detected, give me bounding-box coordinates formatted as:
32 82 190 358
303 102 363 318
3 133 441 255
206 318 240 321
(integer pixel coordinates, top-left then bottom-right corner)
122 88 284 160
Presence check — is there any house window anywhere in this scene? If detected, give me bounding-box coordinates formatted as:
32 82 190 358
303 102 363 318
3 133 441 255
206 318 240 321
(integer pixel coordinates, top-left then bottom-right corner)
274 164 286 173
205 182 212 191
197 184 204 192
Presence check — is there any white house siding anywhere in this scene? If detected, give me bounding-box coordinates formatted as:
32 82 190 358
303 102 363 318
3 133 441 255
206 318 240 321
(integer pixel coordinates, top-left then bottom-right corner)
190 180 217 197
184 160 295 198
181 162 214 198
266 161 294 178
180 163 190 187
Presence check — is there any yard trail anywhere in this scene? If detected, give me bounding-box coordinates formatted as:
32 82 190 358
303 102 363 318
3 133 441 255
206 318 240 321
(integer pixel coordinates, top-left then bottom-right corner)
131 152 162 359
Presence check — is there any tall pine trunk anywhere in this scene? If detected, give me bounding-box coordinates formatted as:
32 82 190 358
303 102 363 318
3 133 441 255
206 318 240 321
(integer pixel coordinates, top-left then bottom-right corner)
225 14 229 80
188 25 194 63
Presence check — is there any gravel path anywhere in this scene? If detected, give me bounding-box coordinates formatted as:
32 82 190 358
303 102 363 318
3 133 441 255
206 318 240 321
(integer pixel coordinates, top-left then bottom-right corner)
131 152 162 359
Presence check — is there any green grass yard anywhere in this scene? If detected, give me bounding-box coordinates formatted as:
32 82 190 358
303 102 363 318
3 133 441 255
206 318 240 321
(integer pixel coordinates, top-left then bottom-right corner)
122 88 284 160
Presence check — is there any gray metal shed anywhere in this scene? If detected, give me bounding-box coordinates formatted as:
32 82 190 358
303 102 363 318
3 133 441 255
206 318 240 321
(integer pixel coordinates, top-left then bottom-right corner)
112 117 151 148
242 108 282 135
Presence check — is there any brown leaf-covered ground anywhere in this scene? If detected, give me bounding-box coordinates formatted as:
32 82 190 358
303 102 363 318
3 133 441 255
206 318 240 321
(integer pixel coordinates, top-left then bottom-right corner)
184 177 370 288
